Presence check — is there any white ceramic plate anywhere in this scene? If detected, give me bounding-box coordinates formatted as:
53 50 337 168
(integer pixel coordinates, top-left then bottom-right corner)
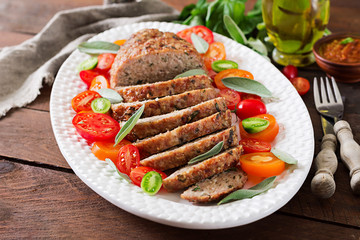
50 21 314 229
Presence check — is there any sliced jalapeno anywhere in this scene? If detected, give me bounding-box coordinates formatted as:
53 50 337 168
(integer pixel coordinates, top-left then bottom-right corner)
211 60 238 72
141 171 162 196
242 117 270 134
91 97 111 114
76 56 98 72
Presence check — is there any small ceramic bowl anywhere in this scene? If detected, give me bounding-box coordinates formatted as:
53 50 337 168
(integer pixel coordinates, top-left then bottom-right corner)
313 33 360 83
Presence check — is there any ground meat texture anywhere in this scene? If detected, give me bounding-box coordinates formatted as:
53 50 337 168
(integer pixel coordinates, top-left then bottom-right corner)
181 168 248 203
110 29 206 87
111 88 217 121
125 97 227 141
140 126 238 171
133 110 232 159
162 145 243 192
114 75 212 103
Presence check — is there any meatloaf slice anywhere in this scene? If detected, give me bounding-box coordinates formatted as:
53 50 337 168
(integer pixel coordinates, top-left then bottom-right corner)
162 145 243 192
181 168 248 203
115 75 212 103
140 126 238 171
110 29 206 87
111 88 217 121
133 110 232 159
125 97 227 141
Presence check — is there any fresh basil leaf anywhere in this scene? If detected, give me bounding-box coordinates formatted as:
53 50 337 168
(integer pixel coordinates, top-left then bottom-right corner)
78 41 120 55
247 0 262 17
188 141 224 165
178 3 196 21
271 148 298 165
174 69 207 79
105 158 131 183
189 15 205 26
191 33 209 53
76 56 98 72
114 104 145 146
222 77 272 98
97 88 123 104
224 15 247 45
218 176 276 205
247 37 268 56
340 37 354 45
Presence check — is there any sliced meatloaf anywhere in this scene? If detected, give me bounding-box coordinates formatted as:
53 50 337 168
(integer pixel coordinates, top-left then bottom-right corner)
110 29 206 87
111 88 217 121
162 145 243 192
181 168 248 203
133 110 232 159
125 97 227 141
140 126 238 171
115 75 212 103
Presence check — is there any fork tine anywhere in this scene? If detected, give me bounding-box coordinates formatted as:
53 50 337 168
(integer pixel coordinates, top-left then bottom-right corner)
331 77 343 105
313 77 321 106
320 77 327 103
325 77 335 103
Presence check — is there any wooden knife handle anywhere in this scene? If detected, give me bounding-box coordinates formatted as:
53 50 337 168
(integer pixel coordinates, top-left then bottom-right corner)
311 134 338 198
334 120 360 194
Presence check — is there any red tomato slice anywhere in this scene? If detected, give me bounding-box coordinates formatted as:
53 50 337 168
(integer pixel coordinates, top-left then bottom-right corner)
116 145 141 175
129 166 167 187
79 69 101 88
218 88 241 110
214 68 253 89
236 99 267 120
97 53 116 70
290 77 310 96
177 25 214 44
239 138 271 154
71 90 101 113
239 114 279 143
240 93 261 101
240 152 285 177
91 139 131 163
72 112 120 142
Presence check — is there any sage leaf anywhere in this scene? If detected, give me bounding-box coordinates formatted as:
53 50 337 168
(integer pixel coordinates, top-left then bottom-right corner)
222 77 272 98
174 69 207 79
191 33 209 53
78 41 120 55
223 15 247 45
114 104 145 146
105 158 131 183
340 37 354 45
188 141 224 165
247 37 268 56
97 88 123 104
218 176 276 205
271 148 298 165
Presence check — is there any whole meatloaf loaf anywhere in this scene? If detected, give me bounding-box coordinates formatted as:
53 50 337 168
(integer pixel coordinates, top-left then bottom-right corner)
110 29 206 87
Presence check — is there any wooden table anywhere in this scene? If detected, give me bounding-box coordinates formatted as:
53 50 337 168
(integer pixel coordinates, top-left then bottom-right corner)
1 0 359 239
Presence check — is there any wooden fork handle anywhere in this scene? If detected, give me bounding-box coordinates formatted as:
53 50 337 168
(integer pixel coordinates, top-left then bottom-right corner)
311 134 338 198
334 120 360 195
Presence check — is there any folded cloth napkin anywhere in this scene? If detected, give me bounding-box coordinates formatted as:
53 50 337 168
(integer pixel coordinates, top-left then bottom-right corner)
0 0 178 118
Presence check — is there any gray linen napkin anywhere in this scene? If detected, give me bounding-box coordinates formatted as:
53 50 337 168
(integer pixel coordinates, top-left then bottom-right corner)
0 0 178 118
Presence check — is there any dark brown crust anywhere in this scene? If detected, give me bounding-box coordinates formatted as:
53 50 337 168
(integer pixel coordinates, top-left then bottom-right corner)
133 110 232 159
125 97 227 141
115 75 212 103
180 168 248 203
111 88 217 121
162 146 243 192
140 126 238 171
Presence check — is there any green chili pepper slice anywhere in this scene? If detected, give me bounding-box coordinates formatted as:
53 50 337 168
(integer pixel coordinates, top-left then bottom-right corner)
91 98 111 114
242 117 270 134
141 171 162 196
76 56 98 72
211 60 238 72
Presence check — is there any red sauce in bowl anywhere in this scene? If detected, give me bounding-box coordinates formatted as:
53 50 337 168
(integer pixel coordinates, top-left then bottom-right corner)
320 38 360 63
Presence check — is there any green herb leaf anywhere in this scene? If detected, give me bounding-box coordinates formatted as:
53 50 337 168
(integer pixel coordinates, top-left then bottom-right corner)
191 33 209 53
224 15 247 45
76 56 98 72
78 41 120 55
340 37 354 45
271 148 298 165
105 158 131 183
222 77 272 98
174 69 207 79
324 28 332 36
97 88 123 104
218 176 276 205
188 141 224 165
114 104 145 146
247 37 268 56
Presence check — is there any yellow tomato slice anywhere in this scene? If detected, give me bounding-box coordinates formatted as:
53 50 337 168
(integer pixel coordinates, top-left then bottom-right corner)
91 140 131 163
240 152 285 177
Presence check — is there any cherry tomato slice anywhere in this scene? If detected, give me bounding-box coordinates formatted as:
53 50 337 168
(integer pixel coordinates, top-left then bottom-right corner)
290 77 310 96
79 69 101 88
129 166 167 187
202 42 226 70
141 171 163 195
239 138 271 154
214 69 254 89
91 139 131 163
97 53 116 70
282 65 298 80
240 93 261 101
239 114 279 143
218 88 241 110
72 112 120 142
91 98 111 114
116 145 140 175
177 25 214 44
114 39 126 46
240 152 285 177
71 90 101 113
236 99 267 120
89 75 110 91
